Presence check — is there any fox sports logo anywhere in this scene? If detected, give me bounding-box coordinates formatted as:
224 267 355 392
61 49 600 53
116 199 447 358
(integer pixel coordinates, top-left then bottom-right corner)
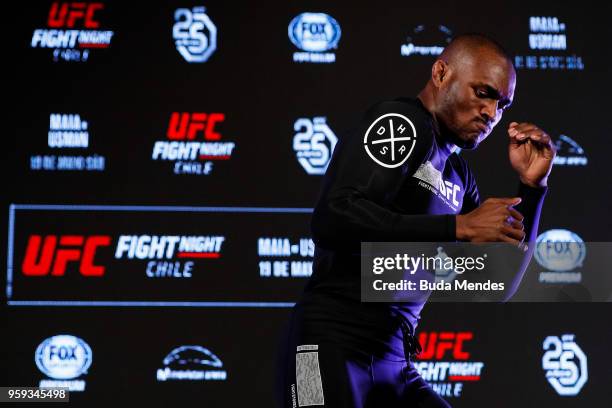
173 7 217 63
534 229 585 271
35 335 92 379
288 13 341 52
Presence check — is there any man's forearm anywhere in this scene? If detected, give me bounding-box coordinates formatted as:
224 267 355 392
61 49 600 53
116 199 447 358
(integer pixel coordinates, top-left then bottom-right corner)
502 182 548 301
515 182 548 244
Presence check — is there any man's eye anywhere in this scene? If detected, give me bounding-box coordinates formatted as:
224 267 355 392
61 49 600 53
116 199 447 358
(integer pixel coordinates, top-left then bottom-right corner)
475 89 487 98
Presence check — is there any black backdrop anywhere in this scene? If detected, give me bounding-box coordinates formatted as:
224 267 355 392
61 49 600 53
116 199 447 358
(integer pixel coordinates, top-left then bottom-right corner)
3 1 612 406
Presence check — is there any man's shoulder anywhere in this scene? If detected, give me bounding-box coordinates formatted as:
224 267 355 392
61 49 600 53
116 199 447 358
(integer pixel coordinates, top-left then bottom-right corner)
364 97 428 116
361 97 433 132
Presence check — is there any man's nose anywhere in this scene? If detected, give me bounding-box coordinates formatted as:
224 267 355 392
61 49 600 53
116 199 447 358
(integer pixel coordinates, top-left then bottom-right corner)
480 100 499 123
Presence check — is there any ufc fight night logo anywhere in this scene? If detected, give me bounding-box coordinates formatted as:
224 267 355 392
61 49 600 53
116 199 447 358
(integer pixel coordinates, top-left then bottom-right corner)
20 234 225 279
31 2 114 62
414 331 485 398
151 112 236 176
364 113 417 168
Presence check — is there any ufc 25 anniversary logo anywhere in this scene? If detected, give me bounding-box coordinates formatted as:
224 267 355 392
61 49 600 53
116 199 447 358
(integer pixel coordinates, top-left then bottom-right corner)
293 117 337 175
542 334 588 396
173 6 217 63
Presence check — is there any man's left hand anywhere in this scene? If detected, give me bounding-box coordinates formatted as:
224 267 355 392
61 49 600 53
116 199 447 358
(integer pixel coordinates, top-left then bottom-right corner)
508 122 556 188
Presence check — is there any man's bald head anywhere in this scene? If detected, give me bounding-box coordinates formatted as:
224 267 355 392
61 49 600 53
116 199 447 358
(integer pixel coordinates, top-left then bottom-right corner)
439 34 514 73
419 34 517 149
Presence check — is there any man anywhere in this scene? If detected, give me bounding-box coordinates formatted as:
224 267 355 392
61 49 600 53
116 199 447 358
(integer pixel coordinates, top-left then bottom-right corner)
278 34 555 408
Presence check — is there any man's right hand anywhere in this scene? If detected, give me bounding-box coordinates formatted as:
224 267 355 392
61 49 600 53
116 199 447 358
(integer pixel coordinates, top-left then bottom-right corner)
456 197 526 246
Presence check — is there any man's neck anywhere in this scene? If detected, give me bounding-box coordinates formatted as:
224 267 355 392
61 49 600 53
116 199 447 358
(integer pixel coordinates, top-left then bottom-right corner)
416 92 459 157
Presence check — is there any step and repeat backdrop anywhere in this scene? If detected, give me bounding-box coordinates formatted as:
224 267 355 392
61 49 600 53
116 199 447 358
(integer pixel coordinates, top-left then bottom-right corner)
3 1 612 406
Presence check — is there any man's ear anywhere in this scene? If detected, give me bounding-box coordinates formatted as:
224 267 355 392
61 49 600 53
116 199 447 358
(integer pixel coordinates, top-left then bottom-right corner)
431 59 449 88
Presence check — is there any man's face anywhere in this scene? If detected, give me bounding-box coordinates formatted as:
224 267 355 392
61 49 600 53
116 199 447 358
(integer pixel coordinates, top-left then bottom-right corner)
436 51 515 149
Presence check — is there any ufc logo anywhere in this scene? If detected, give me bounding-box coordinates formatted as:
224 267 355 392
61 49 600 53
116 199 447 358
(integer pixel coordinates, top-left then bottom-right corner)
167 112 225 140
47 2 104 29
439 180 461 207
417 332 473 360
22 235 111 276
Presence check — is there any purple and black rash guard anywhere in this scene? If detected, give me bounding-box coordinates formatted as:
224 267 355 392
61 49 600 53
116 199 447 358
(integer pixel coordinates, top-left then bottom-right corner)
297 97 547 358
